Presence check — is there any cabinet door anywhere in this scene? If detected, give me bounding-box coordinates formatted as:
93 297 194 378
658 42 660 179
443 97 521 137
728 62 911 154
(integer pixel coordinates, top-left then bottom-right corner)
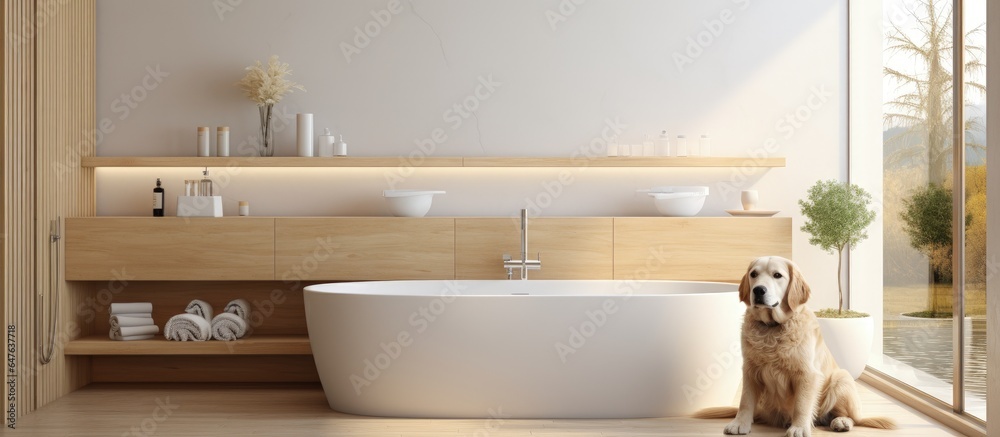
65 218 275 280
614 217 792 282
455 218 614 279
274 218 455 281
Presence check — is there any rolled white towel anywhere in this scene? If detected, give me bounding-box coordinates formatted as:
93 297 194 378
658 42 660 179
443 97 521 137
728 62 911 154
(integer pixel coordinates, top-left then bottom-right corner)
110 302 153 315
109 334 154 341
211 313 249 341
109 316 155 331
109 324 158 340
164 313 211 341
185 299 213 321
224 298 251 321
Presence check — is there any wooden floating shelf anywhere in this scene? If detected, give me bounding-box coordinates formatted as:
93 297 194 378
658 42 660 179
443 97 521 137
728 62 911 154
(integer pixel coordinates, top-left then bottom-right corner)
64 334 312 355
81 156 463 168
82 156 785 168
461 157 785 167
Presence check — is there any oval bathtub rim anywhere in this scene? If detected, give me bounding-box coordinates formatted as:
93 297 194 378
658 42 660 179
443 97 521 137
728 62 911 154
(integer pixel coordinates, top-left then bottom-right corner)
303 279 739 298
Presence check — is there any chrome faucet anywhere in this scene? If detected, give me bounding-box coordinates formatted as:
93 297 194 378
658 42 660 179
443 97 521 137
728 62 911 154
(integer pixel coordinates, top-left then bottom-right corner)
503 209 541 280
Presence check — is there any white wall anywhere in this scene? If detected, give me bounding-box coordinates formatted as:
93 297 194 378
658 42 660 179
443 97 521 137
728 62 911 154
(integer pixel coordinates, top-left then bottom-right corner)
95 0 849 308
849 0 884 358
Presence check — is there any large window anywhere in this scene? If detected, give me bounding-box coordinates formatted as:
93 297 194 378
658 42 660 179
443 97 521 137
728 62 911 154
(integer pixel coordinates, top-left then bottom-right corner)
877 0 986 421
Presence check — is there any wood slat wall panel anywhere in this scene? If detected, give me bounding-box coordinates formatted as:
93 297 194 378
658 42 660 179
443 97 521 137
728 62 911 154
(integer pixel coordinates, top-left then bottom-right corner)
455 218 614 279
274 218 455 280
64 218 276 281
33 0 97 412
614 218 793 282
3 0 38 423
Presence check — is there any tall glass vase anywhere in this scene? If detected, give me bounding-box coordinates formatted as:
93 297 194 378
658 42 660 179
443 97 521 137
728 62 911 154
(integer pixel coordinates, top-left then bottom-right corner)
258 103 275 157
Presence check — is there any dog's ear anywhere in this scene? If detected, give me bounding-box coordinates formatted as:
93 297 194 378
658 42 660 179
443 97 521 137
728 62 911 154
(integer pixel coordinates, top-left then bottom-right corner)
784 259 811 310
738 263 752 305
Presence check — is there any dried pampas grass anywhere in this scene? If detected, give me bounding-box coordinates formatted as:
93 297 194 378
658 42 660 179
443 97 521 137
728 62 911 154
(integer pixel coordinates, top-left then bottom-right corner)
236 55 305 106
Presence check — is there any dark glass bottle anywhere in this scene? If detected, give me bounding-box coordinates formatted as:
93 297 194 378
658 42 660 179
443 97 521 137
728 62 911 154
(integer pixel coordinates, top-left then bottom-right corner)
153 178 165 217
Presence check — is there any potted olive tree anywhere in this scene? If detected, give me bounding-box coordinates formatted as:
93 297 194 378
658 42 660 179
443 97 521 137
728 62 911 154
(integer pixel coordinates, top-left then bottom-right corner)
799 179 877 379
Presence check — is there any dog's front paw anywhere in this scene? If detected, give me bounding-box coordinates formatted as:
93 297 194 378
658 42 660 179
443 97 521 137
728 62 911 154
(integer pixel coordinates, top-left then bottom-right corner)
785 425 811 437
830 417 854 432
724 419 751 435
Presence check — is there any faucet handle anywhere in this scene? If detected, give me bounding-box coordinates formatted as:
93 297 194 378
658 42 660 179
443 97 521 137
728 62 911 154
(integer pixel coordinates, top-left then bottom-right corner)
503 253 511 261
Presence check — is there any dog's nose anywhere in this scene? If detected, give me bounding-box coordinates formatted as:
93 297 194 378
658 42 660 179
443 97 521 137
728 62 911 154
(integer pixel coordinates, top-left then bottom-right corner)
752 286 767 296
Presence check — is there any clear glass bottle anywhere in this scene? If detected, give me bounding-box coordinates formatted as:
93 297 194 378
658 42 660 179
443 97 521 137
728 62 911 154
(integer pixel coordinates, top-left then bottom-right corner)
656 130 671 156
199 168 214 196
676 135 688 157
642 134 655 156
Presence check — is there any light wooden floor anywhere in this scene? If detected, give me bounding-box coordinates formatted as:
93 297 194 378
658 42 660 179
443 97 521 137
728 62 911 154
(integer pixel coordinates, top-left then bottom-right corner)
10 382 961 436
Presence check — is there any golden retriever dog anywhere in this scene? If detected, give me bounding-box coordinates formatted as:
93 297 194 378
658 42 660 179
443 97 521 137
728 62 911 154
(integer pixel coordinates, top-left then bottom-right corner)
695 256 895 436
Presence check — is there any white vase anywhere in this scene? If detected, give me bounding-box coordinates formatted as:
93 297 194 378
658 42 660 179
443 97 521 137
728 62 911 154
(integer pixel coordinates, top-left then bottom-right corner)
816 316 873 379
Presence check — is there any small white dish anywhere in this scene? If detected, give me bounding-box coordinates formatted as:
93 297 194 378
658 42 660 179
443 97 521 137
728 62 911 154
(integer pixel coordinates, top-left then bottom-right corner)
382 190 446 217
725 210 779 217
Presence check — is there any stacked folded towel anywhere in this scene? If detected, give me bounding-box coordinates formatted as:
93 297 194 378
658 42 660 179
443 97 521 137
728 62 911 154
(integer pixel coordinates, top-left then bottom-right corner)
211 299 252 341
164 299 213 341
109 302 158 341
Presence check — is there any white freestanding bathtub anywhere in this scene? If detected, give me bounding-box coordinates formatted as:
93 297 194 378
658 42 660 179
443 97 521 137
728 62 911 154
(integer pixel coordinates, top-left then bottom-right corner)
304 280 743 419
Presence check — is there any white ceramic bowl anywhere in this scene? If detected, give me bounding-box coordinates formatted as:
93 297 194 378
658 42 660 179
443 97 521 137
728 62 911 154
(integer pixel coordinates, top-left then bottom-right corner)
383 190 446 217
638 186 709 216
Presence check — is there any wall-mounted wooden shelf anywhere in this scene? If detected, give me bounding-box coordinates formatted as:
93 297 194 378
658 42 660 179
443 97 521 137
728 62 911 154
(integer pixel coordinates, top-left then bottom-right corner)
81 156 785 168
64 335 311 355
460 157 785 167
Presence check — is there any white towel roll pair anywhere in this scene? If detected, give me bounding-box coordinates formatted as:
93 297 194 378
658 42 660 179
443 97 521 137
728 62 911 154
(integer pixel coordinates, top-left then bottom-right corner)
165 299 252 341
164 299 213 341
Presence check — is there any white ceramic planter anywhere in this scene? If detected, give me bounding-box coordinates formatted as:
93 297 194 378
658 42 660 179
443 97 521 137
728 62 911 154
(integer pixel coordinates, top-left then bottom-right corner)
816 316 873 380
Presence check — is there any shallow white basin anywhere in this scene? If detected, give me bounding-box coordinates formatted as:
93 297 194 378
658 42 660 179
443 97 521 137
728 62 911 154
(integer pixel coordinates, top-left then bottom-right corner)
383 190 445 217
639 186 709 216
